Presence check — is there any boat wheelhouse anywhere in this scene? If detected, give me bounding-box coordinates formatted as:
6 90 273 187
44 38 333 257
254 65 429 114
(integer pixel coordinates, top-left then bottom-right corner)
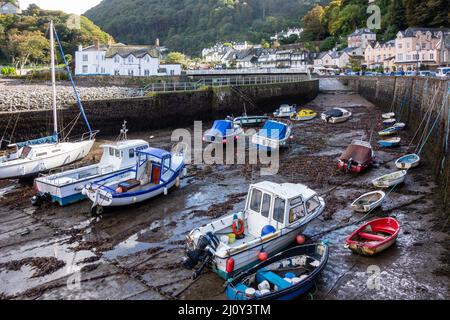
183 181 325 280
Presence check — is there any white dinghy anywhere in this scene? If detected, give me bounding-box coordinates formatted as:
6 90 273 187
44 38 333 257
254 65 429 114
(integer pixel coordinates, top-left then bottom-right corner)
182 181 325 279
395 154 420 170
33 123 149 206
321 108 352 123
350 191 386 213
0 21 96 180
372 170 407 188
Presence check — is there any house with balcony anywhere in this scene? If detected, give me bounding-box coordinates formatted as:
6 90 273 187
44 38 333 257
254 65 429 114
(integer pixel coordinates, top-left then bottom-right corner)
75 42 181 77
365 40 396 71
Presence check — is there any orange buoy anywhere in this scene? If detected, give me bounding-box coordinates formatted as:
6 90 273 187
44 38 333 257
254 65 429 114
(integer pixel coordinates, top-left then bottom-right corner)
296 234 306 245
258 248 268 261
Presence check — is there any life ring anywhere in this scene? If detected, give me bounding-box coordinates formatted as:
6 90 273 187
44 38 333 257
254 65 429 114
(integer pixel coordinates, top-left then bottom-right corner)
232 219 245 236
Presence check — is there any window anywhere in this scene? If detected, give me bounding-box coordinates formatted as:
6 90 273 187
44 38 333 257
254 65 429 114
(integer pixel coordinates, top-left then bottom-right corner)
398 43 402 49
128 56 134 63
114 56 120 63
115 149 120 158
422 43 426 49
430 53 434 59
109 148 114 156
114 69 120 75
398 54 403 61
95 67 99 73
82 54 88 62
261 194 271 218
406 43 410 48
306 197 321 214
36 152 47 157
82 65 88 73
289 201 305 223
129 149 135 158
250 189 262 212
406 55 411 61
163 157 171 173
273 198 285 224
128 69 134 76
144 69 150 76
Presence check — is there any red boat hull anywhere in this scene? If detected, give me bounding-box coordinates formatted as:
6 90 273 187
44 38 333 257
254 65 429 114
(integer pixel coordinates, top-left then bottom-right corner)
337 160 372 173
345 217 400 256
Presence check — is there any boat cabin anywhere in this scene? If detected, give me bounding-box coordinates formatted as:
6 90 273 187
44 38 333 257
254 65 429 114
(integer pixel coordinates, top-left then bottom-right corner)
99 140 148 170
134 147 172 186
245 182 322 237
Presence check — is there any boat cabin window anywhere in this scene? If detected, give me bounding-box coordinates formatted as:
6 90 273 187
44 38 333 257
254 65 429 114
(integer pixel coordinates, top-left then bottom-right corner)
249 189 262 212
115 149 120 158
129 149 135 158
52 149 61 153
109 147 114 156
36 152 47 157
21 146 32 159
261 193 271 218
306 196 321 213
273 197 285 224
289 201 306 223
162 157 170 173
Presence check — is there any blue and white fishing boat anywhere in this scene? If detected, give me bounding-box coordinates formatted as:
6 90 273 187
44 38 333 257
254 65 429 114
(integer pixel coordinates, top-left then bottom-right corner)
83 146 186 214
378 137 401 148
225 243 329 300
0 21 96 180
183 181 325 280
33 123 149 206
251 120 292 151
383 118 396 126
203 120 244 144
378 126 397 136
395 154 420 169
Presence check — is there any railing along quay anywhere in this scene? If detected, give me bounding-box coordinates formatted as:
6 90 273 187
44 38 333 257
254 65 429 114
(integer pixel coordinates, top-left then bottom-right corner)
140 74 310 95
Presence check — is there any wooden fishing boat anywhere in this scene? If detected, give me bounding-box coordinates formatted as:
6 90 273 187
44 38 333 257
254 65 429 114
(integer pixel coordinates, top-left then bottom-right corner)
273 104 296 118
225 243 329 300
378 137 401 148
183 181 325 280
378 126 397 136
337 140 374 173
203 120 244 144
350 191 386 213
382 112 395 119
290 109 317 121
83 146 186 215
345 217 400 256
383 118 396 126
395 154 420 170
233 114 268 127
321 108 352 124
372 170 407 188
251 120 293 151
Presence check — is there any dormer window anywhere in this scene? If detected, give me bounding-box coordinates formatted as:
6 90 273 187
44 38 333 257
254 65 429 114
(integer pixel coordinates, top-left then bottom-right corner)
114 56 120 63
128 56 134 63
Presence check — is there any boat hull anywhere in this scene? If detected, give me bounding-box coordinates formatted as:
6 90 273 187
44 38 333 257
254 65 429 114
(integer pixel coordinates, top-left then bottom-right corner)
395 154 420 170
350 191 385 213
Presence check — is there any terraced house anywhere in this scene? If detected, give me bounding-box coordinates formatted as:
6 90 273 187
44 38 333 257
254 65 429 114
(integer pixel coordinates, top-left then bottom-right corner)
75 42 181 77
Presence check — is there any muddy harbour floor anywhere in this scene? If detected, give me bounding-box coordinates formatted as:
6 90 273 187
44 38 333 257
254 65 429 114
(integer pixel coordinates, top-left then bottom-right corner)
0 79 448 300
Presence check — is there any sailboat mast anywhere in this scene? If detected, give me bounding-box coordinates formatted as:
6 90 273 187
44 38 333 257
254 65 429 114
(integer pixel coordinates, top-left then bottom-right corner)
49 21 58 137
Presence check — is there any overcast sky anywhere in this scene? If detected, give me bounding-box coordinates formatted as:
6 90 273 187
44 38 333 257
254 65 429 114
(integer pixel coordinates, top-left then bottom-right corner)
20 0 102 15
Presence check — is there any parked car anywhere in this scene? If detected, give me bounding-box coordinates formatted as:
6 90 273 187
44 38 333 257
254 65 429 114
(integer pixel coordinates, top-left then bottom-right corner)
418 71 435 77
436 67 450 77
405 71 417 76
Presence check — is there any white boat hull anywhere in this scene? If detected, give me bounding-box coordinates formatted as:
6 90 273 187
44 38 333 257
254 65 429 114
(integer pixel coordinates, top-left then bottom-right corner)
0 140 94 180
372 171 407 188
350 191 386 213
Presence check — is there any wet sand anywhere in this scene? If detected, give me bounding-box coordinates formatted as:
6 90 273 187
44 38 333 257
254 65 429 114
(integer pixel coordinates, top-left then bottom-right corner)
0 79 448 300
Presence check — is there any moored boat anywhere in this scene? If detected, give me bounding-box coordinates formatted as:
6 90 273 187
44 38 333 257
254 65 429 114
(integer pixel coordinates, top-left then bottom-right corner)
321 108 352 123
372 170 407 188
203 120 244 144
395 154 420 170
233 114 268 127
345 217 400 256
33 123 149 206
350 191 386 213
251 120 292 151
383 118 396 126
382 112 395 119
393 122 406 130
225 243 329 300
378 126 397 136
337 140 374 173
290 109 317 121
273 104 296 118
183 181 325 280
378 137 401 148
83 146 186 214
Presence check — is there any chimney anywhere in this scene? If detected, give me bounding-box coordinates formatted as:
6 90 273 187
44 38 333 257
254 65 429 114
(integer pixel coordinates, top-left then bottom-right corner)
108 37 113 46
155 38 160 47
95 39 100 50
78 44 83 52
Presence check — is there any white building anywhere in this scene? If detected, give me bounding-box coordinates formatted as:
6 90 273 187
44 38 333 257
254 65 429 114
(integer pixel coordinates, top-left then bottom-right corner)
0 1 21 14
347 28 377 49
271 28 304 41
75 43 181 77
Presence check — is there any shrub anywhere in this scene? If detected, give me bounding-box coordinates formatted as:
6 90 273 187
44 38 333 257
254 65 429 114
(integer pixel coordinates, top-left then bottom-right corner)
1 67 16 75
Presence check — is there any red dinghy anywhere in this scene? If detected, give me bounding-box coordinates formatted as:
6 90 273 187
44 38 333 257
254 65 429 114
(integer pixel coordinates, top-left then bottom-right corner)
337 140 373 173
345 217 400 256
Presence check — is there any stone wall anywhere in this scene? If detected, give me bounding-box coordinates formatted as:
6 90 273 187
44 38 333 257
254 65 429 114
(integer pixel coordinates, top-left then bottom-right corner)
0 79 318 141
341 76 450 205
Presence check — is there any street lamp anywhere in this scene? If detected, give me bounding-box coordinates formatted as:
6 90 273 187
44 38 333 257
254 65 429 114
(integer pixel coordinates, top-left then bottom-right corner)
415 43 420 74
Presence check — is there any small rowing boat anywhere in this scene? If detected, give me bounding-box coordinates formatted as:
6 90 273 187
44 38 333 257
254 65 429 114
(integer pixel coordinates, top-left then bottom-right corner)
378 137 401 148
273 104 296 118
345 217 400 256
290 109 317 121
393 122 406 130
378 126 397 136
395 154 420 169
372 170 407 188
233 114 268 127
350 191 386 213
321 108 352 124
225 243 329 300
203 120 244 144
383 118 396 126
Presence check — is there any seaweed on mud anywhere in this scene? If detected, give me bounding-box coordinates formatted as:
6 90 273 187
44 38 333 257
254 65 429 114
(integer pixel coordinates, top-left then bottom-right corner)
77 256 101 265
0 257 65 278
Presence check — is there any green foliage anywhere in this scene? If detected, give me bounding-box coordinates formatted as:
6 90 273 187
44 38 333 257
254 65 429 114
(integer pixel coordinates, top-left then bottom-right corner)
1 66 15 75
0 5 112 67
319 36 337 51
85 0 328 55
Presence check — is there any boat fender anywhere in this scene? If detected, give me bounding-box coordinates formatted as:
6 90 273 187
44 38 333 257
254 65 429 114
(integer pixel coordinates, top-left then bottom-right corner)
257 280 271 291
175 177 180 187
116 187 123 193
164 187 168 195
285 272 296 279
245 288 256 298
257 289 271 296
226 257 235 273
296 234 306 245
232 219 245 236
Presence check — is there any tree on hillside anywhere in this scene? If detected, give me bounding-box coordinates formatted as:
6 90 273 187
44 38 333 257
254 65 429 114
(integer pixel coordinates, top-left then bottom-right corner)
302 5 327 41
165 52 188 68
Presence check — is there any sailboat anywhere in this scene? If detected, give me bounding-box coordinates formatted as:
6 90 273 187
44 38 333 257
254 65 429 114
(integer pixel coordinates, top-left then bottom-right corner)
0 21 97 180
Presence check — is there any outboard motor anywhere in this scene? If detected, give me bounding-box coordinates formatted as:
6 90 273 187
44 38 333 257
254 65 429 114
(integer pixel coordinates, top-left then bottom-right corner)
183 232 220 270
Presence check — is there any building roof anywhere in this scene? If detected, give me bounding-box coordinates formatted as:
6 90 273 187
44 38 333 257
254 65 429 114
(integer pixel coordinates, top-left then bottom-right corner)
348 28 376 37
398 27 450 38
105 44 159 58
